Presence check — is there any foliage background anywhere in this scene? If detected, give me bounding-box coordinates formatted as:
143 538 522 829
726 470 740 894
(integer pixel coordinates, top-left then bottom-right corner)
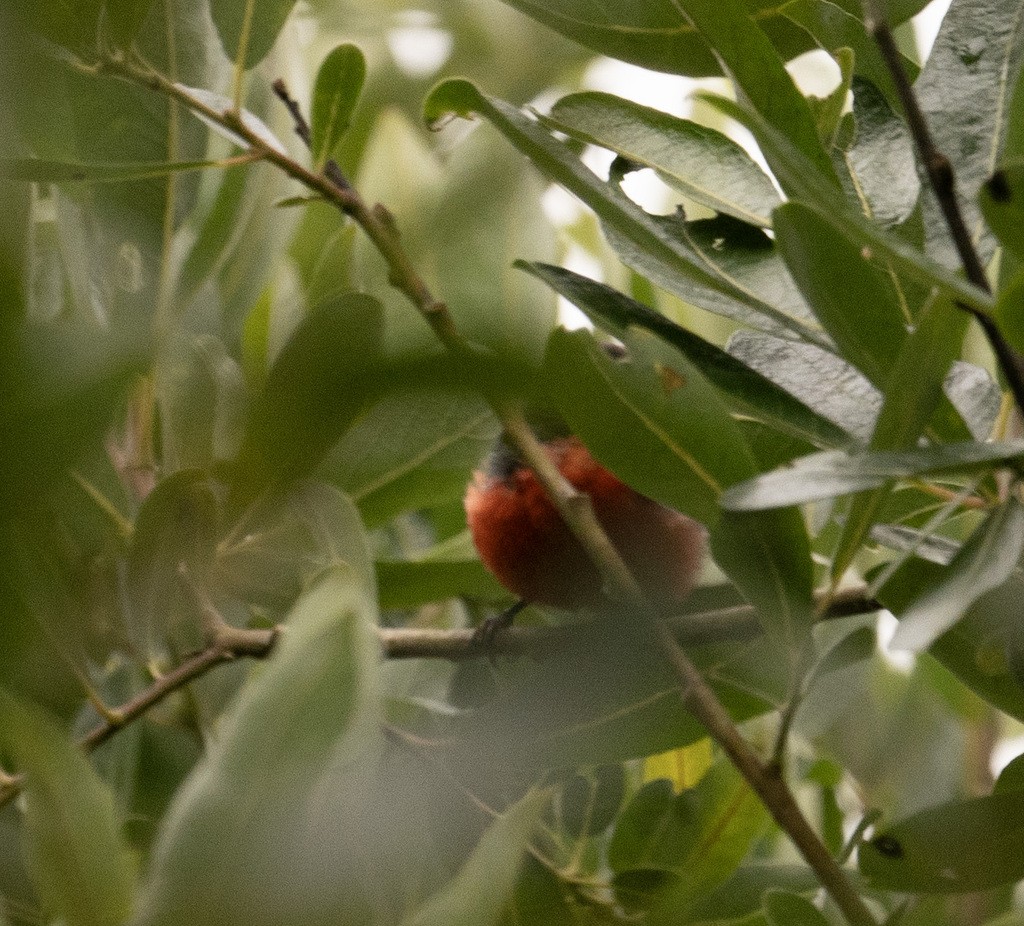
2 0 1024 924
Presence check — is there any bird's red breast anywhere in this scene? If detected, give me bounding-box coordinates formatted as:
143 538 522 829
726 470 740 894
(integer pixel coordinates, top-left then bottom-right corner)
464 436 705 611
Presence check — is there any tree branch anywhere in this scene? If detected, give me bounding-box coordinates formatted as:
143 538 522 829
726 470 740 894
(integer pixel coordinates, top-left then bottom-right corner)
87 60 880 926
862 0 1024 413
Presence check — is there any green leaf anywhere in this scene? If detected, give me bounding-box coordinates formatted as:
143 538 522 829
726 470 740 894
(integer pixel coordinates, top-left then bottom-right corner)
603 212 823 343
175 86 287 155
231 292 385 501
423 80 820 344
156 334 247 473
727 330 880 441
136 565 383 925
722 441 1024 511
780 1 914 110
544 92 780 227
845 78 920 228
860 791 1024 892
125 470 220 653
696 94 994 319
763 890 831 926
326 389 499 528
0 156 240 184
519 261 850 449
995 753 1024 792
14 1 104 56
310 44 366 169
610 763 768 921
982 161 1024 263
209 0 298 70
0 690 137 926
558 765 626 837
103 0 156 48
688 865 821 922
544 327 749 526
400 791 547 926
890 498 1024 652
215 480 375 611
773 201 908 388
913 0 1024 267
376 558 507 609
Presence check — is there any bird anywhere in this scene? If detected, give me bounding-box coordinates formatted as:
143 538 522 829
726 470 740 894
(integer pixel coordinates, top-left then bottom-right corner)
464 431 705 642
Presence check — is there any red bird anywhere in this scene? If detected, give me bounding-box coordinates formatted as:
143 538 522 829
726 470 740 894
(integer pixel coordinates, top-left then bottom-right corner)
465 434 705 625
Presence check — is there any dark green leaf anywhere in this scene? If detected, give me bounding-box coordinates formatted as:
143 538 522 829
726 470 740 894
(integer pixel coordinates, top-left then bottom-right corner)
15 1 104 56
763 890 831 926
209 0 298 70
914 0 1024 267
401 792 547 926
890 498 1024 652
671 0 836 185
520 261 850 449
377 559 507 610
687 865 821 922
311 44 366 169
996 753 1024 792
860 791 1024 892
558 765 626 837
545 92 779 227
0 690 137 926
773 201 908 388
722 441 1024 511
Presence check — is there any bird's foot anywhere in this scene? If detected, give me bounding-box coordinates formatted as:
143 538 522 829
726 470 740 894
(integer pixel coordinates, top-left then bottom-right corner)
472 599 528 656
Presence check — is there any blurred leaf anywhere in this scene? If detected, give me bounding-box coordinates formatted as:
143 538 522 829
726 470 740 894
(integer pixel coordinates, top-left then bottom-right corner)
327 389 498 528
643 739 714 792
913 0 1024 268
521 261 849 449
774 201 907 388
157 334 247 472
136 565 384 925
125 470 220 652
558 764 625 837
311 44 366 169
231 292 384 501
209 0 298 70
723 441 1024 511
500 855 577 926
215 480 375 611
104 0 156 48
0 156 242 183
401 790 547 926
545 92 780 227
845 78 920 228
376 558 507 609
762 890 831 926
14 2 104 57
687 865 821 922
860 791 1024 892
424 80 821 344
890 498 1024 652
0 689 137 926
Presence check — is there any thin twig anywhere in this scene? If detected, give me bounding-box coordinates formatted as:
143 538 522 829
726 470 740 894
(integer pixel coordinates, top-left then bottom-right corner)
862 0 1024 412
